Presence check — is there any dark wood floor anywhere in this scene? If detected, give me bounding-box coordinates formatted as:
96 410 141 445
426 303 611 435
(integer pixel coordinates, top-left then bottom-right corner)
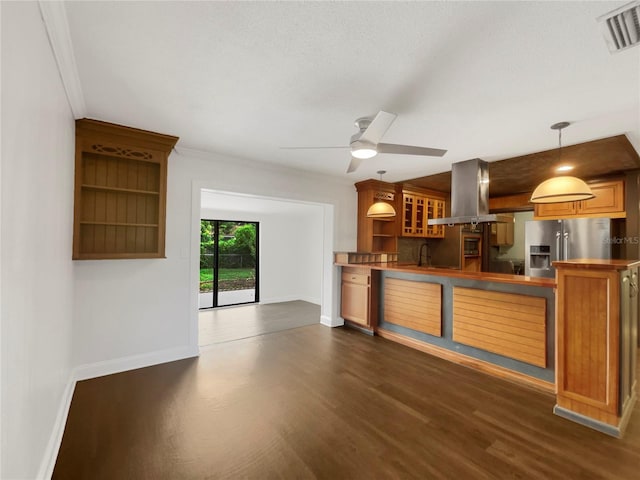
54 325 640 479
198 300 320 346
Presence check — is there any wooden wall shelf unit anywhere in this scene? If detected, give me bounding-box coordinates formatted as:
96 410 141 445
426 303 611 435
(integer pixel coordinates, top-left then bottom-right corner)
554 259 638 437
534 179 625 220
73 119 179 260
355 179 398 253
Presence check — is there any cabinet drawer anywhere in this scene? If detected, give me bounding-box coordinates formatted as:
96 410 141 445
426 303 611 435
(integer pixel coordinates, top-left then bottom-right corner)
342 272 370 285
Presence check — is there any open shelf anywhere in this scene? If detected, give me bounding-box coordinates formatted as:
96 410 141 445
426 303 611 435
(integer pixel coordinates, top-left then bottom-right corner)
81 184 160 195
73 119 178 260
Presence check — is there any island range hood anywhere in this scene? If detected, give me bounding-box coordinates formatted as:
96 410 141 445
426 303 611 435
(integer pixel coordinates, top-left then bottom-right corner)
427 158 514 226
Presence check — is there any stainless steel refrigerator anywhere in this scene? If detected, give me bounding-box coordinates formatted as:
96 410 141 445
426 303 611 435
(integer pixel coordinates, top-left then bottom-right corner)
525 218 612 278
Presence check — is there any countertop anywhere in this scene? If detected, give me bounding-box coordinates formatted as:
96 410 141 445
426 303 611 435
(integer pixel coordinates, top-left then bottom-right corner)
336 261 556 288
552 258 640 270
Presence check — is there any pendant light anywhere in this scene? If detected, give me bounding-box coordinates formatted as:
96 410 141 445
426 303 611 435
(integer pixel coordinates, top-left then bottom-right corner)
366 170 396 218
530 122 595 204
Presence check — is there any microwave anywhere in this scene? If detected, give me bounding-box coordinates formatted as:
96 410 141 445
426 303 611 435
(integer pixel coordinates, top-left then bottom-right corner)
463 236 480 256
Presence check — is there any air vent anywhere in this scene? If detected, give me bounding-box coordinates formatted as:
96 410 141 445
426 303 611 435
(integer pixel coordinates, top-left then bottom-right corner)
597 1 640 53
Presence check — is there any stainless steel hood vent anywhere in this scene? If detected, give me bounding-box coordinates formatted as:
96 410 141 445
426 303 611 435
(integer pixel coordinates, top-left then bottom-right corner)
428 158 514 226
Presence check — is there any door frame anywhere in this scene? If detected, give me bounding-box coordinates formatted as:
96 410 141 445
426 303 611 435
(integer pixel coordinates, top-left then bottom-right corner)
199 219 259 309
189 183 339 352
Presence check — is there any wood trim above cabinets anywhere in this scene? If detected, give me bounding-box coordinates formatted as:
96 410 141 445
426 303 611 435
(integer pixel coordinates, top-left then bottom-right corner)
489 192 534 212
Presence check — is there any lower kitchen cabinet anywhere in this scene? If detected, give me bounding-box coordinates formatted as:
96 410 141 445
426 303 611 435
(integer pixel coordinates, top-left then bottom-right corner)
341 266 378 331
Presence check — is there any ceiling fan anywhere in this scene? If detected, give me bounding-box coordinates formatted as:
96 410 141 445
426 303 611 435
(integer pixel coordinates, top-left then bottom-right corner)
282 111 447 173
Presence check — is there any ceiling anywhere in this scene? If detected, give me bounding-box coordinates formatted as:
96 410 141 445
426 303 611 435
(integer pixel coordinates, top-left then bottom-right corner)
64 1 640 184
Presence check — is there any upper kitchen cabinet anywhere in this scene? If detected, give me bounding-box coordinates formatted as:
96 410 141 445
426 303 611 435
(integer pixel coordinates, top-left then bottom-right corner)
534 179 625 220
399 185 446 238
490 213 514 246
355 179 398 253
73 119 179 260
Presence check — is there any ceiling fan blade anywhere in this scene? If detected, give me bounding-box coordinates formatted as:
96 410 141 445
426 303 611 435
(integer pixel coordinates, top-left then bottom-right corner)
346 157 364 173
280 146 349 150
377 143 447 157
359 111 397 144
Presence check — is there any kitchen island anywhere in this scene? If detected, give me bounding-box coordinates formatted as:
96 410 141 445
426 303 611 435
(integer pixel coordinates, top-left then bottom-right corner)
337 261 556 391
336 258 638 437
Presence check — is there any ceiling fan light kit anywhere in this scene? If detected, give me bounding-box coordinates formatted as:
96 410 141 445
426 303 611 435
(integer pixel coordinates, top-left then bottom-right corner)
282 110 447 173
350 140 377 159
530 122 595 204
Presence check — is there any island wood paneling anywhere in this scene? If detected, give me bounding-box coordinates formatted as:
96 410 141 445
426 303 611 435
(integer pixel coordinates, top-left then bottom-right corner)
452 287 547 367
555 268 621 425
384 278 442 336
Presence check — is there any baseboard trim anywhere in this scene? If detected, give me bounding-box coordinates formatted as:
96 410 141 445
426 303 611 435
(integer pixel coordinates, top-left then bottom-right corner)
320 314 343 327
74 344 200 381
553 405 624 438
37 372 76 480
38 344 200 478
377 328 555 394
260 295 320 305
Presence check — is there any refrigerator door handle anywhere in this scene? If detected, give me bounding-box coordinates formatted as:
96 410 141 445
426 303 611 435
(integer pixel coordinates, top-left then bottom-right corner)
563 232 569 260
555 231 561 261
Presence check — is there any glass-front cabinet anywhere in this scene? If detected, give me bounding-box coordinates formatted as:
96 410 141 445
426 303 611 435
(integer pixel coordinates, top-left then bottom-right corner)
402 188 445 238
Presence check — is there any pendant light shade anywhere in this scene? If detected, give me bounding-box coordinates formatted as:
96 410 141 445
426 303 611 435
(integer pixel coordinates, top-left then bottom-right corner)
530 122 595 204
530 176 595 203
367 201 396 218
367 170 396 218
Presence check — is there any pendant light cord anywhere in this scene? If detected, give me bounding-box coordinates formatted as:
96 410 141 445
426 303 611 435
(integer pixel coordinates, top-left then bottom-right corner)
558 127 562 160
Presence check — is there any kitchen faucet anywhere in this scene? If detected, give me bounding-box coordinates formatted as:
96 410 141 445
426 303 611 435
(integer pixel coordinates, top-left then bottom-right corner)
417 242 431 267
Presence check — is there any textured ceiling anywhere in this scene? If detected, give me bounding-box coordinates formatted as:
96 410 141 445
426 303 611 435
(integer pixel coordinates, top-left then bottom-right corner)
64 1 640 184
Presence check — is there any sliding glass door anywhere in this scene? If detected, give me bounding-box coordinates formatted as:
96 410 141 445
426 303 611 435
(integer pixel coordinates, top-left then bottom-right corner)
199 220 258 309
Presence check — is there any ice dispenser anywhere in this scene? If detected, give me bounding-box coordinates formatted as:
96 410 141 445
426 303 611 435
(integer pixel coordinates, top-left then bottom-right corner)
529 245 551 271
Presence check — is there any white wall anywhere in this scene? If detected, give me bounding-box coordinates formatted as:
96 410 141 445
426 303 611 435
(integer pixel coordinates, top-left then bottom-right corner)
1 3 76 478
0 6 356 477
73 147 356 369
201 199 324 305
496 211 534 260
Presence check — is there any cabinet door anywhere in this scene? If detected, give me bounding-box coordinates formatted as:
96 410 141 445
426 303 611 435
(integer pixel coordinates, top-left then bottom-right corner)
493 214 514 246
341 282 369 326
556 268 620 420
403 194 416 236
534 201 577 219
426 198 445 238
414 196 426 236
578 180 624 216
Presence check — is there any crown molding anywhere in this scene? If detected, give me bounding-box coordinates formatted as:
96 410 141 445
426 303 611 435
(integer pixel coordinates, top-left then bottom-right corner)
38 1 87 119
175 145 355 186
